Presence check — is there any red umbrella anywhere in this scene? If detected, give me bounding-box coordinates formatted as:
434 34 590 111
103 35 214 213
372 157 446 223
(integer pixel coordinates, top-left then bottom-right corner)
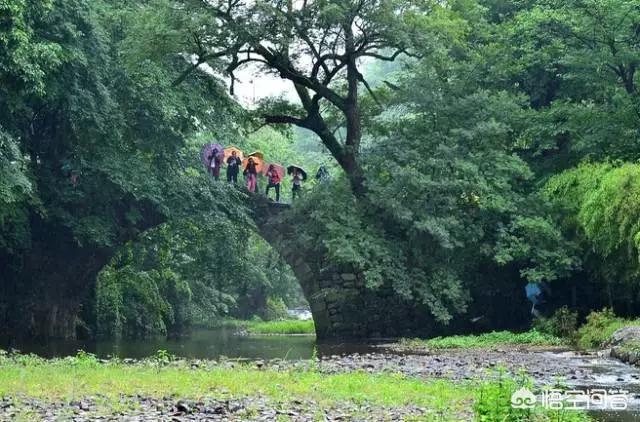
263 163 285 181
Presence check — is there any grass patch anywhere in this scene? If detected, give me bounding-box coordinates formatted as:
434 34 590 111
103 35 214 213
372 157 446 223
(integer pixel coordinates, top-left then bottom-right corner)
245 319 315 335
0 352 590 421
576 308 640 349
216 319 315 335
401 330 565 350
0 353 470 417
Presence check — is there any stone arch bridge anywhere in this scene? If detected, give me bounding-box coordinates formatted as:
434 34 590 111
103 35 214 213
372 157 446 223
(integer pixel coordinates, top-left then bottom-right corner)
250 197 434 340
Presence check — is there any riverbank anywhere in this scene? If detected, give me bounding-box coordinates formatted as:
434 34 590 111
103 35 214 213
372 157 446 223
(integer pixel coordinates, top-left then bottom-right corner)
397 329 565 351
0 351 591 421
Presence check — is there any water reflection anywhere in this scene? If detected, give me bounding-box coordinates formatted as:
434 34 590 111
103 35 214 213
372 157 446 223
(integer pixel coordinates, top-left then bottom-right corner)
0 327 383 360
0 327 316 360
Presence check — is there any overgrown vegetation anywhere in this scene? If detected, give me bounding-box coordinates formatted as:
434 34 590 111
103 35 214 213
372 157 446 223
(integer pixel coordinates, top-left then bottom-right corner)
575 309 640 350
533 307 579 340
402 330 565 350
3 0 640 341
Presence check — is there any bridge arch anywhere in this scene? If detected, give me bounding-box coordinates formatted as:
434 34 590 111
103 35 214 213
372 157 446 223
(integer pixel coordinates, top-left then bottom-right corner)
250 196 434 340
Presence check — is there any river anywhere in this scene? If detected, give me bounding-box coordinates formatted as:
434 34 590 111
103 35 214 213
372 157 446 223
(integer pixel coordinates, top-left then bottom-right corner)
1 327 639 421
0 327 317 360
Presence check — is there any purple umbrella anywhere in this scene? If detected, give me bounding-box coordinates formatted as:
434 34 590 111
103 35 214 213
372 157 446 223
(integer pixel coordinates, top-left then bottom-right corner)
201 143 224 167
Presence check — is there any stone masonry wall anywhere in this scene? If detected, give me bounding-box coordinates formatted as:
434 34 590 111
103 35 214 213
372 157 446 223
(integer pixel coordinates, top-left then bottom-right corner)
252 198 433 340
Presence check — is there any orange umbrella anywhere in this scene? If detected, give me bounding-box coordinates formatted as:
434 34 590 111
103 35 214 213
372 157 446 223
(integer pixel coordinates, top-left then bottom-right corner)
263 163 285 180
224 146 244 162
247 151 264 160
243 156 265 173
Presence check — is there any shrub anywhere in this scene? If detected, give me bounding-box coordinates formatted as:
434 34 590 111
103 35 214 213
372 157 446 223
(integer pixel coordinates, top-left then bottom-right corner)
261 297 289 321
533 306 578 340
575 308 629 349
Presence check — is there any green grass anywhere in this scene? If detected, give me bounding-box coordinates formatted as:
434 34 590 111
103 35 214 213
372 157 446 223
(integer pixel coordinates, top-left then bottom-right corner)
245 319 315 335
217 319 315 335
0 352 590 421
401 330 565 350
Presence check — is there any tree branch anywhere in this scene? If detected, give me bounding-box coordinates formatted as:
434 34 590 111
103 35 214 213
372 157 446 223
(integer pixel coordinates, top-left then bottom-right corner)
263 114 305 126
253 44 347 111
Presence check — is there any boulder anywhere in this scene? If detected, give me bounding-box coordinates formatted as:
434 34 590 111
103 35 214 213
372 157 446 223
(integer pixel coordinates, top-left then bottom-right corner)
608 326 640 367
607 326 640 347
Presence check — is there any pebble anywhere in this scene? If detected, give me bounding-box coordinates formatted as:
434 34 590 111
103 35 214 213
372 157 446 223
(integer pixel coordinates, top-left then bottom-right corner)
0 395 431 421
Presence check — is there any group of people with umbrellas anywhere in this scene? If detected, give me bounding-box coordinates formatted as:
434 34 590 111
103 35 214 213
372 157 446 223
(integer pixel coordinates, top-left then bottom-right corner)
201 143 308 202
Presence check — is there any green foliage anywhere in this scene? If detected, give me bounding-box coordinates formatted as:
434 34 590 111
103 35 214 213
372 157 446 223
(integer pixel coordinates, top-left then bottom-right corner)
575 308 640 350
532 306 579 340
284 59 576 324
475 371 590 422
0 131 32 253
545 162 640 305
218 318 315 334
261 297 289 322
402 330 564 350
0 0 63 97
550 163 640 258
495 216 580 283
151 349 175 365
7 0 640 341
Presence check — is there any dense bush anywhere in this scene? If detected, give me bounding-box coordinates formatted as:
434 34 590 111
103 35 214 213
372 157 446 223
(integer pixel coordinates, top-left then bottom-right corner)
575 308 640 349
533 307 579 340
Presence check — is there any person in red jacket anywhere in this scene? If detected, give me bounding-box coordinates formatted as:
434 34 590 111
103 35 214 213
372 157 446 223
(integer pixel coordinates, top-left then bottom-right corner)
265 164 281 202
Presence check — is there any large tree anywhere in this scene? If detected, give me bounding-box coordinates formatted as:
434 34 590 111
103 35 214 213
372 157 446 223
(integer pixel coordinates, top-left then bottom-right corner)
173 0 451 196
0 0 242 339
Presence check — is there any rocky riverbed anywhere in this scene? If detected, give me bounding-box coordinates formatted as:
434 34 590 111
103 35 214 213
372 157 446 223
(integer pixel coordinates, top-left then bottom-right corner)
0 395 434 421
2 345 640 421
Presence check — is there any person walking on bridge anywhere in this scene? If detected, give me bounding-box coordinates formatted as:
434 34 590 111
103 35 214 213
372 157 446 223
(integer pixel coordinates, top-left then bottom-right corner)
244 157 258 193
265 164 281 202
292 169 303 201
226 150 241 183
208 148 222 181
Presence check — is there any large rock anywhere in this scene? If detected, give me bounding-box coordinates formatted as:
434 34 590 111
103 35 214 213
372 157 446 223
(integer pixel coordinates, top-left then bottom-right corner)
608 326 640 366
607 326 640 347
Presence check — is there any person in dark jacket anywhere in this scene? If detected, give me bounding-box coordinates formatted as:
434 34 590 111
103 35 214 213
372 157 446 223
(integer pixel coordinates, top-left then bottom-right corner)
315 165 330 184
208 148 222 181
226 150 241 183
